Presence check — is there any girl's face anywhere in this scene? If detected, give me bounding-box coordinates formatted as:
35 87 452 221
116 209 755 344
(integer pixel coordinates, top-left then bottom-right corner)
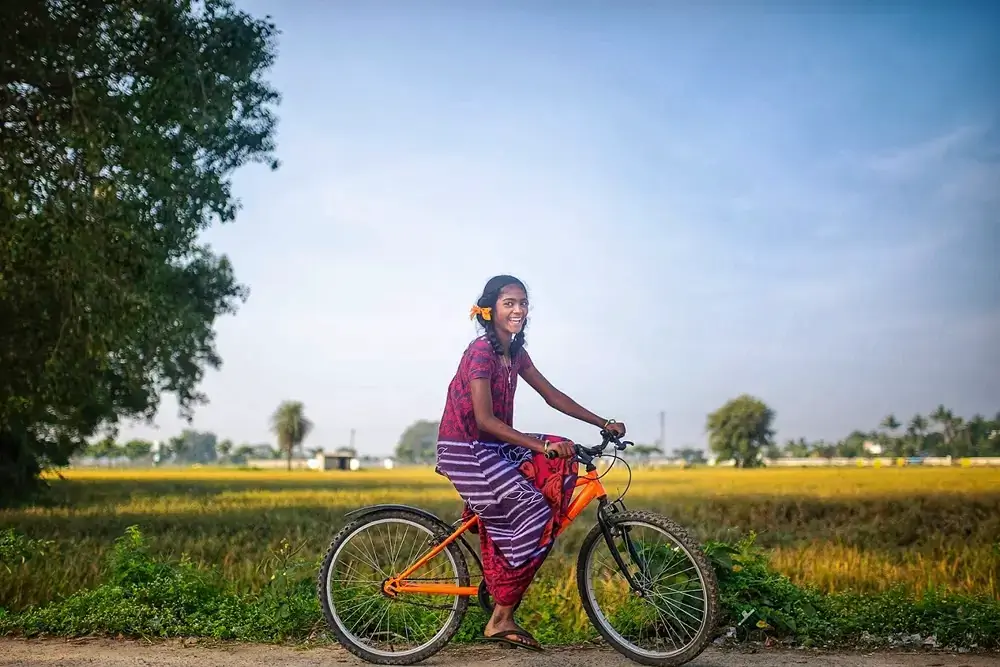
494 284 529 339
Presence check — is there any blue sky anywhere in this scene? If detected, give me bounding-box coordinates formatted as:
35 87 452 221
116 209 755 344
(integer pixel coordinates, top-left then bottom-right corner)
119 2 999 455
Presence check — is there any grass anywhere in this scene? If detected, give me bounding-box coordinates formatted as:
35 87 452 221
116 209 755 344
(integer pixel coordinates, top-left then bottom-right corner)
1 465 998 648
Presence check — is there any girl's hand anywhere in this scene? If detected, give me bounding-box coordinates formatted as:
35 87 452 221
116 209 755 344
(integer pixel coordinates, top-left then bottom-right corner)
605 421 627 437
544 439 576 459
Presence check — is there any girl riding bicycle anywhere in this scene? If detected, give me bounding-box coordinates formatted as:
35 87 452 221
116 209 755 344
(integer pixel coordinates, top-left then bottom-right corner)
435 274 626 651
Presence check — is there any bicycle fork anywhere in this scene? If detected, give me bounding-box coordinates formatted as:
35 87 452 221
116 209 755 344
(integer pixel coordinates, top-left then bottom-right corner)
597 499 649 597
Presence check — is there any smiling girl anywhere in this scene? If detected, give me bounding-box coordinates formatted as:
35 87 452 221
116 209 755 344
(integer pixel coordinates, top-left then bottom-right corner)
435 274 626 651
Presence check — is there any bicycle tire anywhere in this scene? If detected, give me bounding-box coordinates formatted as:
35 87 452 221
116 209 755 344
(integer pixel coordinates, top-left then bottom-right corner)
576 509 719 666
317 507 470 665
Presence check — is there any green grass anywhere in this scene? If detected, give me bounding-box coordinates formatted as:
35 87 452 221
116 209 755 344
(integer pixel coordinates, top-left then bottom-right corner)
1 466 998 648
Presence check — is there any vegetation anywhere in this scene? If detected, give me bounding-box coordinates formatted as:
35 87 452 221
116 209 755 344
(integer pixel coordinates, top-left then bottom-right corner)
4 0 994 654
707 401 1000 464
1 467 997 648
67 402 1000 471
270 401 313 470
706 395 776 467
0 0 281 505
393 419 440 463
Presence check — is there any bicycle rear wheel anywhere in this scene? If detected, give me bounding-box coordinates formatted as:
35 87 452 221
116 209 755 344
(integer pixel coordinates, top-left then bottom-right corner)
576 509 719 666
317 508 470 665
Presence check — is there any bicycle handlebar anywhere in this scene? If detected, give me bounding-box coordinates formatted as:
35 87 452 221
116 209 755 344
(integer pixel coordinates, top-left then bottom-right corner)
544 429 634 467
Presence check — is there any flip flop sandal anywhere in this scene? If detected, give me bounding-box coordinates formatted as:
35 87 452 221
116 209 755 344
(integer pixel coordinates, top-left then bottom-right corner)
484 628 543 652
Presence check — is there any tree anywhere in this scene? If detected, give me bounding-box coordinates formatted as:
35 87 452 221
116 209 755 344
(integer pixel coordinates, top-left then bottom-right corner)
783 437 810 458
171 429 218 464
811 440 837 458
0 0 280 505
905 414 929 456
629 444 663 461
671 447 707 465
837 431 868 458
964 415 992 457
85 437 123 459
231 444 255 465
217 439 234 462
930 405 954 442
394 420 440 464
270 401 313 471
166 434 189 463
706 395 775 468
879 414 901 456
123 439 153 460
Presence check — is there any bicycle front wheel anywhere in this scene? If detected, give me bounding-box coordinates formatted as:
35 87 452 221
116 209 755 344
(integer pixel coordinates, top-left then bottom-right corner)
577 510 719 666
317 508 470 665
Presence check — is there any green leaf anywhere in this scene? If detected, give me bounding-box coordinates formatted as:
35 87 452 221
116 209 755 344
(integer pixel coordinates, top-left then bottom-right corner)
0 0 281 504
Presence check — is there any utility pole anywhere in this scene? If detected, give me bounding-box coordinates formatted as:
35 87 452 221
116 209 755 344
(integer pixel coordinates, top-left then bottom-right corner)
659 411 665 451
349 428 356 451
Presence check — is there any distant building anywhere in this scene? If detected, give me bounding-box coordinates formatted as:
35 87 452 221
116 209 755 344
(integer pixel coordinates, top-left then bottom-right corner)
863 441 884 455
194 448 396 472
313 451 358 471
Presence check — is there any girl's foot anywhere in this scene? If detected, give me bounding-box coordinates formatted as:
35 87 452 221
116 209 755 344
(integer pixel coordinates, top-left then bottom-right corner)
484 620 541 651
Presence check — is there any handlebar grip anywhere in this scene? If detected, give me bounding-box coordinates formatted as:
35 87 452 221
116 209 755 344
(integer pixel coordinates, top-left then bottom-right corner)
544 448 559 459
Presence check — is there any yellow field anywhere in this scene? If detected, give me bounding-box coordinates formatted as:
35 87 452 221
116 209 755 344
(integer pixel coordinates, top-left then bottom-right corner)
3 466 998 612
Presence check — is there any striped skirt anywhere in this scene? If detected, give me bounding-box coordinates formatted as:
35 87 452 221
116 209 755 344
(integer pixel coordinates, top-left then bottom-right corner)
435 436 578 570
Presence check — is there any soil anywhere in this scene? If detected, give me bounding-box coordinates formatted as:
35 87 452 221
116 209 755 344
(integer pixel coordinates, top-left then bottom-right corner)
1 637 997 667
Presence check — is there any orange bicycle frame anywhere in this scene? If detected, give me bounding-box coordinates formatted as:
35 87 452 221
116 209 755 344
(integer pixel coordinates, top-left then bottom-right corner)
383 468 608 598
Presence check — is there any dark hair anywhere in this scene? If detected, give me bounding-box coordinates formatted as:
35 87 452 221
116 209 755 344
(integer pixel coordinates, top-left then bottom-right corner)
473 274 528 358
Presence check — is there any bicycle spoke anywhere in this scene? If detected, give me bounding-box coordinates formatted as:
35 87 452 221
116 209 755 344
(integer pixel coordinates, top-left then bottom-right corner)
323 515 467 661
582 517 712 659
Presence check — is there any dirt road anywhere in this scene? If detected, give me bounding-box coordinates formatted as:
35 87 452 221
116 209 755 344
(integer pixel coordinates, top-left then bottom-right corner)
1 638 996 667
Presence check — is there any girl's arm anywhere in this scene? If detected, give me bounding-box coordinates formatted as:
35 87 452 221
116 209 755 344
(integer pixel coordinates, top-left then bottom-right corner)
469 378 548 453
519 363 609 428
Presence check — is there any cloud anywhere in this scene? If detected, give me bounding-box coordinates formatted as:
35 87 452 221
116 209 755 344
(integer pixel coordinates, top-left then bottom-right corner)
868 124 984 178
865 122 1000 211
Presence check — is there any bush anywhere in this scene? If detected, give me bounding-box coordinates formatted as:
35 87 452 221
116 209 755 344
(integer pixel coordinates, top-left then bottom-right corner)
1 526 997 649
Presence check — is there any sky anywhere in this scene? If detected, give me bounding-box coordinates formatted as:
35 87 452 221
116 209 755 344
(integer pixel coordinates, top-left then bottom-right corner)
118 1 1000 456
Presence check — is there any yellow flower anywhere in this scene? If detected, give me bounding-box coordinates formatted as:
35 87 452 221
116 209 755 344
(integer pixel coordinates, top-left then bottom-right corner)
756 619 770 629
732 564 743 572
469 305 492 321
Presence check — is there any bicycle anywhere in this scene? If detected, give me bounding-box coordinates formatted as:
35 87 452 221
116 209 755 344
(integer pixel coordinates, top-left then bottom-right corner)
317 430 720 666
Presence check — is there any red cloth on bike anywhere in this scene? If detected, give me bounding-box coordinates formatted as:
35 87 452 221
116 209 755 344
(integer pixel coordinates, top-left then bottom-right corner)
472 443 577 606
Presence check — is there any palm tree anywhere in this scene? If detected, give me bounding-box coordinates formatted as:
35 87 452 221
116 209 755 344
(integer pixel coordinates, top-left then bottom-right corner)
905 414 929 456
879 414 901 456
270 400 314 471
930 405 958 446
879 414 900 434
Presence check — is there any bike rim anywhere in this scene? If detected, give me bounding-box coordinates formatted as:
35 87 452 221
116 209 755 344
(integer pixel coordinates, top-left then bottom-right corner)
326 517 462 658
584 520 711 659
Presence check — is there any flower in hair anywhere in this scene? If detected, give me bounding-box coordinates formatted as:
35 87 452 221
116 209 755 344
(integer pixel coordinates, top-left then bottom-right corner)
469 305 492 321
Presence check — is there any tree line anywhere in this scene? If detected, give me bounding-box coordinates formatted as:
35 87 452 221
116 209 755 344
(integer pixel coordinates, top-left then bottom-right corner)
707 395 1000 468
391 398 1000 467
78 399 321 469
78 430 267 466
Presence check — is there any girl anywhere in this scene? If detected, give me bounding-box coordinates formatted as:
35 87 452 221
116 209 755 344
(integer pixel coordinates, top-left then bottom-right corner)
435 274 626 651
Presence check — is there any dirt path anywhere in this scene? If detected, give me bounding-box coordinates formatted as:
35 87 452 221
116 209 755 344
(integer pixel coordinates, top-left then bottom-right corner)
1 638 996 667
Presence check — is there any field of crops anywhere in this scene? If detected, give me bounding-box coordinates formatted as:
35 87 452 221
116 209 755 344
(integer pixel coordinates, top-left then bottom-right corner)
3 465 998 615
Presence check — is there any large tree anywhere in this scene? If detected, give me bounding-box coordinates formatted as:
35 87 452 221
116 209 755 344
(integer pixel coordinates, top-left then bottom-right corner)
394 420 440 464
706 394 775 468
171 429 218 464
270 401 313 471
0 0 280 505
